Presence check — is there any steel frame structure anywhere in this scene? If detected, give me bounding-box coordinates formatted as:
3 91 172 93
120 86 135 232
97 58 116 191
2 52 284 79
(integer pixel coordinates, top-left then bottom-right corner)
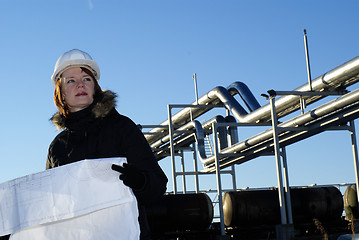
140 55 359 239
142 91 359 239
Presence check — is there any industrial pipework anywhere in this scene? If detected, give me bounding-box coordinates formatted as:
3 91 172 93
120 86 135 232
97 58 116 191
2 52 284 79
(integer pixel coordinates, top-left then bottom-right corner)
145 55 359 170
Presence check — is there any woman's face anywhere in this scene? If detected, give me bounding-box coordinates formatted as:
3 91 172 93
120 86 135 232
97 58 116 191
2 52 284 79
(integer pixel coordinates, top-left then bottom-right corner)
61 67 95 112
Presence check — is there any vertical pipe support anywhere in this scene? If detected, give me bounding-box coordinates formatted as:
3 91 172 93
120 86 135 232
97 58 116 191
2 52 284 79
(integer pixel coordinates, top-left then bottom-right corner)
226 124 237 191
180 150 187 194
349 120 359 210
269 96 288 225
304 29 313 91
212 122 226 236
192 143 200 193
281 147 293 224
299 95 305 114
231 165 237 191
167 104 178 194
193 73 199 105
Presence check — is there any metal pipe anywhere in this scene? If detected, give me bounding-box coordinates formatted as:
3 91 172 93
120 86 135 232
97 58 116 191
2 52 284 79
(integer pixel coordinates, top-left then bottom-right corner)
204 102 359 171
238 56 359 123
202 87 359 167
225 115 239 145
145 82 257 145
180 150 186 194
193 73 199 105
192 120 207 160
212 122 226 236
191 116 227 161
281 147 293 225
167 105 177 194
349 120 359 214
304 29 313 91
153 115 227 161
227 81 261 111
270 96 288 224
192 143 200 193
151 115 226 156
146 56 359 151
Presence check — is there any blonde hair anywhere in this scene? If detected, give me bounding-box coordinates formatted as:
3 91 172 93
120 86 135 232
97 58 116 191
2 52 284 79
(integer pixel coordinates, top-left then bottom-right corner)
53 67 103 117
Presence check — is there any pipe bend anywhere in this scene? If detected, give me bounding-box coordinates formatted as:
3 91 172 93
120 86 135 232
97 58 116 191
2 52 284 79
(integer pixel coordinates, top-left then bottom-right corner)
225 115 239 145
209 86 249 116
227 81 261 112
191 120 207 160
193 115 230 164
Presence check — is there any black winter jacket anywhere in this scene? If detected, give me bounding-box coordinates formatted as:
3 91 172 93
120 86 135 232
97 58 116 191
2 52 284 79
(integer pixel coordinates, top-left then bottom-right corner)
47 90 168 239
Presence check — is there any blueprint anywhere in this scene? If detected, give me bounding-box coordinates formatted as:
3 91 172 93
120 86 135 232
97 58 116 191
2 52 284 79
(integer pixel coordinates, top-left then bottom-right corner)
9 200 140 240
0 158 140 239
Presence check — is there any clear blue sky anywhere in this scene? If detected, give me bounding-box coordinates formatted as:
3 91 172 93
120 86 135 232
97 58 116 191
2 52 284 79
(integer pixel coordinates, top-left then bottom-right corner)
1 0 359 194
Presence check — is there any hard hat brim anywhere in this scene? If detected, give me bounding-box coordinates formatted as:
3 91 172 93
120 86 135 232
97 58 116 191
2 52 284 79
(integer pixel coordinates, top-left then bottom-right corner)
51 59 100 88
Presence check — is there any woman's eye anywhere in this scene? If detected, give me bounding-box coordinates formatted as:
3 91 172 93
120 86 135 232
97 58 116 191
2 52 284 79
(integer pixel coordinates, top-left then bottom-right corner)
83 77 92 82
66 79 75 84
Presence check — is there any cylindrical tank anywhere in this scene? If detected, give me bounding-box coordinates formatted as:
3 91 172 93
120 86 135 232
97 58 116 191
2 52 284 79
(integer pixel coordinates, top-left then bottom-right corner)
344 184 359 221
223 187 343 227
146 193 213 233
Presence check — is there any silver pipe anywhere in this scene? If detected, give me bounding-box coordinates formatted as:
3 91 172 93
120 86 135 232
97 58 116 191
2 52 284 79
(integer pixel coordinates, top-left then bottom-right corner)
147 55 359 167
193 73 199 105
205 102 359 171
270 95 288 224
146 56 359 149
225 115 239 145
167 104 177 194
202 87 359 167
212 122 226 236
182 116 227 161
281 147 294 225
237 56 359 123
304 29 313 91
151 121 195 149
152 115 228 161
145 86 246 144
192 120 207 160
227 82 261 111
349 121 359 216
151 115 224 149
146 82 257 145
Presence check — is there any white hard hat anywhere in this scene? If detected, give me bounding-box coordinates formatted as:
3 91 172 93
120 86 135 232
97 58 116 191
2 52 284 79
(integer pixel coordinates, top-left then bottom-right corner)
51 49 100 88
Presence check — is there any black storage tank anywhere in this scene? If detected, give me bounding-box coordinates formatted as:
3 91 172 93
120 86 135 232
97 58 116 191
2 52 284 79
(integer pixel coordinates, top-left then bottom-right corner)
146 193 214 233
344 184 359 220
223 186 343 227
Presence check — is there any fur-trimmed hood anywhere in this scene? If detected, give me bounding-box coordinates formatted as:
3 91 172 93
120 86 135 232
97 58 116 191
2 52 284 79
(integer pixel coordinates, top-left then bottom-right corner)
51 90 117 130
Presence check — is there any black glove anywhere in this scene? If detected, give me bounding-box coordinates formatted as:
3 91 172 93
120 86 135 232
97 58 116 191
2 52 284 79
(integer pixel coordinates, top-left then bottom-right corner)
111 163 145 190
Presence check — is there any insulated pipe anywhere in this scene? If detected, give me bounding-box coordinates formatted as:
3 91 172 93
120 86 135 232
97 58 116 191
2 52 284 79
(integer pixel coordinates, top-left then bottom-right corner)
205 103 359 171
191 116 231 162
181 117 232 160
215 116 228 150
151 120 196 149
225 115 239 146
207 101 359 171
151 115 226 149
237 56 359 123
146 56 359 147
192 120 207 160
146 82 256 145
227 82 261 112
202 87 359 167
152 116 228 160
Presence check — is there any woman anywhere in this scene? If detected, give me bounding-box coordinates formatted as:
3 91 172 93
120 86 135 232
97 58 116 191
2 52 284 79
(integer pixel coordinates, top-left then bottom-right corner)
47 49 168 239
